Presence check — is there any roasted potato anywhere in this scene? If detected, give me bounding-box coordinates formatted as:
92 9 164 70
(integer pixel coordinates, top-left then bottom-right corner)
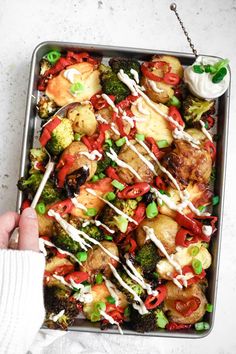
67 103 97 136
38 213 54 237
97 107 130 140
136 214 179 254
60 141 97 180
161 140 212 188
45 256 74 275
152 55 184 78
46 62 101 107
80 241 119 278
131 98 173 144
163 281 207 324
116 139 157 184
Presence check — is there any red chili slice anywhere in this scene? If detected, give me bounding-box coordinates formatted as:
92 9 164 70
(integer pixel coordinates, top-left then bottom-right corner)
117 183 150 199
204 140 216 161
116 95 139 110
39 116 62 147
145 136 164 159
168 106 185 131
65 271 89 284
174 297 201 317
49 198 73 216
90 94 115 110
105 166 125 184
166 322 192 331
125 202 146 234
176 265 206 286
53 264 75 276
57 154 75 188
155 176 167 190
141 61 170 82
175 212 202 235
163 72 180 85
144 285 167 310
205 115 215 130
175 228 199 247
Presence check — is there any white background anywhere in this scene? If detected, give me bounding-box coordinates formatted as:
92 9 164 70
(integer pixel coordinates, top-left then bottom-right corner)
0 0 235 353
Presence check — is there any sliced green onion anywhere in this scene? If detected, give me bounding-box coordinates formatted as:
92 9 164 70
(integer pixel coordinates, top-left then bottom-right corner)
46 50 61 64
212 195 220 206
198 205 206 213
157 140 169 149
135 133 145 141
111 179 125 191
105 192 116 201
105 138 113 147
212 67 227 83
193 65 204 74
146 201 158 219
36 202 46 214
98 172 106 179
188 246 199 257
104 234 113 241
192 258 202 275
195 322 210 331
91 311 101 322
156 309 169 329
85 208 98 216
168 95 181 108
206 303 213 313
76 251 87 262
113 215 128 233
107 296 116 304
91 175 99 182
94 301 106 312
74 133 82 141
115 137 126 147
95 273 103 284
70 82 84 94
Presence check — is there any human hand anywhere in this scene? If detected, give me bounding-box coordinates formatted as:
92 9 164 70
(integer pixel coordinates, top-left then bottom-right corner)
0 208 39 251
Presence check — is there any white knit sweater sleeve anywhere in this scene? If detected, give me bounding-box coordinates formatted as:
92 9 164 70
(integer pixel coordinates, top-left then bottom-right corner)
0 250 45 354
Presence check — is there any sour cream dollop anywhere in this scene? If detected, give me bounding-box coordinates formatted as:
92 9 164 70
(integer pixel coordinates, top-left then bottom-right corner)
184 56 230 100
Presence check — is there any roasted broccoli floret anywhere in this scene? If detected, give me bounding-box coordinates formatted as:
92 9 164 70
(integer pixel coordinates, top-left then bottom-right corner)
17 173 60 204
46 118 74 156
115 270 145 303
183 95 214 125
102 199 137 233
37 95 58 119
44 285 78 330
99 64 130 103
52 223 81 254
96 143 119 174
80 224 103 241
39 58 52 76
129 308 169 333
135 242 160 273
29 148 48 174
109 57 141 79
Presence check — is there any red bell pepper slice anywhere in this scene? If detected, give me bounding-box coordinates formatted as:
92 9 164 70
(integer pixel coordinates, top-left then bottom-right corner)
82 123 110 153
205 115 215 130
163 72 180 85
105 304 124 323
57 154 75 188
125 202 146 235
21 199 31 211
105 166 125 184
168 106 185 131
65 271 89 284
53 264 75 276
175 228 199 247
180 265 206 286
49 198 73 216
166 322 192 331
128 238 137 254
175 212 202 235
204 140 216 161
116 95 139 110
174 296 201 317
90 94 115 110
145 136 164 159
39 116 62 147
144 285 167 310
141 61 170 82
117 182 150 199
155 176 167 190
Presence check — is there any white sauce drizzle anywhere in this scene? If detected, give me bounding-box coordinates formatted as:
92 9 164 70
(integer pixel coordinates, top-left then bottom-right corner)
49 310 65 322
172 128 200 149
135 97 150 115
199 120 213 142
109 263 148 315
106 148 142 181
130 69 139 84
103 276 120 306
71 281 93 303
39 238 80 264
86 188 138 225
101 94 119 113
202 225 213 237
82 219 115 234
117 70 138 96
96 114 120 136
148 80 164 93
71 197 88 211
53 274 73 288
64 68 81 84
99 310 123 335
79 150 103 161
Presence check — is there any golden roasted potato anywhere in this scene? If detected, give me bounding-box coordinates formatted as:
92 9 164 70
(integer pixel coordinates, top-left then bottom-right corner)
116 139 157 184
67 103 97 136
46 62 101 107
97 107 130 140
140 77 174 104
157 243 212 280
131 98 173 144
45 256 74 274
163 281 207 324
185 128 207 142
136 214 179 254
152 55 184 78
60 141 97 180
80 241 119 278
37 213 54 236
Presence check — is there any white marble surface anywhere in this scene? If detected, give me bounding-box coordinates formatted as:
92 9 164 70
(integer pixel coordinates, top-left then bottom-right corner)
0 0 236 353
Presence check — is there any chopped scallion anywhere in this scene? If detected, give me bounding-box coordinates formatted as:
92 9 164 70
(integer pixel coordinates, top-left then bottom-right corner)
85 208 98 217
189 246 200 257
105 192 116 201
195 322 210 331
157 140 169 149
95 273 103 284
111 179 125 190
212 195 220 206
76 251 87 262
146 201 158 219
206 303 213 313
135 133 145 141
192 258 202 275
115 137 126 147
36 202 46 215
107 296 116 304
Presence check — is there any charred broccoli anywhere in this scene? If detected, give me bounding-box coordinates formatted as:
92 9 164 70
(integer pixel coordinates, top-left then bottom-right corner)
29 148 48 174
81 224 103 241
96 143 119 175
44 285 78 330
115 270 145 302
99 64 130 103
52 223 81 254
46 118 74 156
129 308 169 332
109 57 141 79
17 173 60 204
39 58 51 76
37 95 58 119
135 242 159 273
183 95 214 125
